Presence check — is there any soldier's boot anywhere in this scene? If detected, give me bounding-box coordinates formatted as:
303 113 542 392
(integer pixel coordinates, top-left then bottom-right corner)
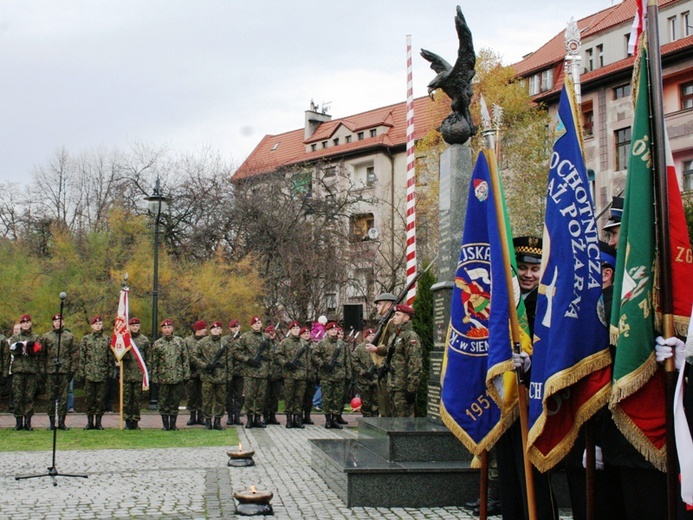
267 412 280 425
254 414 266 428
95 415 104 430
234 410 243 426
24 416 33 431
331 414 343 430
58 416 69 431
213 417 223 430
293 414 304 429
205 417 212 430
303 410 314 425
187 411 197 426
324 414 332 429
336 414 348 425
48 416 56 430
124 419 132 430
85 415 95 430
196 412 205 425
14 416 23 431
245 415 254 429
285 414 293 428
226 413 234 426
169 415 178 431
161 415 170 431
132 420 140 430
262 412 270 425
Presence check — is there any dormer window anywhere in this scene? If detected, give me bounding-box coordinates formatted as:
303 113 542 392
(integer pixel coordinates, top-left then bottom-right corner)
370 129 377 137
311 144 317 152
322 141 328 149
271 142 280 152
358 132 364 140
345 135 352 143
333 138 339 146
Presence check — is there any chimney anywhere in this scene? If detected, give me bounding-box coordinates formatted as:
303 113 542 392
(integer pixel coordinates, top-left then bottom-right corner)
305 100 332 139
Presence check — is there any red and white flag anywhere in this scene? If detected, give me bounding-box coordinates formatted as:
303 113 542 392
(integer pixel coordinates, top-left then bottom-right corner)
111 287 149 389
628 0 646 55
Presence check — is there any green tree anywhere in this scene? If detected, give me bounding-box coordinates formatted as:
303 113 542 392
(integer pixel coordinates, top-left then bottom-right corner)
412 266 435 417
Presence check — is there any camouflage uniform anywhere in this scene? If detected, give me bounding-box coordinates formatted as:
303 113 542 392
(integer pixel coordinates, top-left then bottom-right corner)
222 330 243 425
263 335 283 424
314 335 351 427
150 334 190 429
352 341 378 417
9 329 41 429
41 327 78 427
301 339 317 424
192 334 227 428
277 334 309 426
79 329 113 428
386 321 422 417
373 319 395 416
234 330 269 426
122 332 149 426
184 333 205 424
0 334 9 410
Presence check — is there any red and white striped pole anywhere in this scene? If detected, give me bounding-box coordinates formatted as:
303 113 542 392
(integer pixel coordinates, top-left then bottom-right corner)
405 34 417 305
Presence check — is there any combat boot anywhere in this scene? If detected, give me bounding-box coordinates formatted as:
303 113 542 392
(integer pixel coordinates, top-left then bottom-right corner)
95 415 104 430
161 414 170 431
226 413 234 426
169 415 178 431
58 416 69 431
85 415 95 430
331 414 343 430
131 420 140 430
24 416 33 431
14 416 23 431
196 413 205 425
213 417 223 430
293 414 304 429
205 417 212 430
48 416 56 430
303 410 314 425
245 415 254 429
234 411 243 425
267 412 280 425
336 414 348 425
125 419 133 430
324 414 332 429
254 414 266 428
187 411 197 426
285 414 293 428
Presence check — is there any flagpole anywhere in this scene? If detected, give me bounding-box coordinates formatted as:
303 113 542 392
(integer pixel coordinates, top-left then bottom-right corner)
119 360 124 430
479 450 489 520
481 101 537 520
645 1 677 517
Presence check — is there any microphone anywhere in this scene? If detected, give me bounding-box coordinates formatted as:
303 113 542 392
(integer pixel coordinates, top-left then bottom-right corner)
59 292 67 300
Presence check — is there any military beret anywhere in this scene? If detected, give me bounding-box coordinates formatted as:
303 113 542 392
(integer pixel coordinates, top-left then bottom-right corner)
193 320 207 331
210 321 223 328
250 316 262 325
299 326 310 335
395 304 414 316
265 325 275 333
364 328 375 337
229 319 240 328
52 314 63 321
19 314 32 323
325 322 339 331
128 317 140 325
90 316 102 325
288 320 300 329
513 236 543 264
161 318 173 327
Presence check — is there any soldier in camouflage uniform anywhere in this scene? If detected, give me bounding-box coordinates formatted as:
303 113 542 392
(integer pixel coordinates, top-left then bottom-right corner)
78 316 113 430
222 319 243 425
263 325 282 425
123 317 149 430
0 329 7 410
352 328 378 417
184 320 207 426
314 321 351 429
9 314 42 430
192 321 227 430
300 326 317 425
365 292 397 416
277 321 309 428
234 316 269 428
3 323 21 413
41 313 78 430
385 305 422 418
150 319 190 431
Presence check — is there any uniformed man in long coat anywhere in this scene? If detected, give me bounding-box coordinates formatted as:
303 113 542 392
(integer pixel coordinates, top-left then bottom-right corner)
9 314 41 430
192 321 227 430
78 316 112 430
234 316 269 428
277 320 309 428
222 319 243 425
385 305 422 418
184 320 207 426
41 313 78 430
150 318 190 431
123 317 149 430
314 321 351 429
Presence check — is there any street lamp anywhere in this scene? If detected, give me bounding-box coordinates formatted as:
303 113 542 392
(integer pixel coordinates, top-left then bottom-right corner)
144 178 171 409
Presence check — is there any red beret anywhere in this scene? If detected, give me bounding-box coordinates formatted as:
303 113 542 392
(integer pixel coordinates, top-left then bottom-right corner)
128 317 140 325
325 322 339 331
288 320 300 329
299 326 310 335
161 318 173 327
52 314 63 321
19 314 31 323
229 319 240 328
193 320 207 331
364 328 375 337
90 316 103 325
250 316 262 325
210 321 223 328
395 304 414 316
265 325 275 333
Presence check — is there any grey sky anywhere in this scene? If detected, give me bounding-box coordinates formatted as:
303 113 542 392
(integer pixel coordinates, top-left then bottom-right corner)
0 0 615 185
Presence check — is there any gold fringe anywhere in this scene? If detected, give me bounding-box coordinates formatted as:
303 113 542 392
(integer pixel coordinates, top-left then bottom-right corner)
609 353 658 406
611 405 667 472
609 324 620 346
470 455 481 469
439 398 515 456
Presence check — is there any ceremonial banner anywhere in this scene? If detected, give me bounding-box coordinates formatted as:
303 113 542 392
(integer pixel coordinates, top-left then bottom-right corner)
111 288 149 389
527 76 612 471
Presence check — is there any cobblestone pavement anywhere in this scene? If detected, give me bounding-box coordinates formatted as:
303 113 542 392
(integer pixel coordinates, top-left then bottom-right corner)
0 413 571 519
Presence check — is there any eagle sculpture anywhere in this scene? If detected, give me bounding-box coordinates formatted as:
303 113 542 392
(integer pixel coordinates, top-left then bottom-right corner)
421 6 477 145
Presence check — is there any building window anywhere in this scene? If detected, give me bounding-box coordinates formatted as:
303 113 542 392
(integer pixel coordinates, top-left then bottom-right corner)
681 81 693 110
528 74 540 95
324 166 337 177
271 142 280 151
349 213 375 242
357 131 364 141
322 141 328 149
582 101 594 138
585 48 594 71
614 84 631 99
669 16 678 41
684 12 691 37
541 69 553 92
615 127 632 171
366 166 376 187
333 138 339 146
370 129 377 138
345 135 352 143
326 293 337 314
597 44 604 68
683 159 693 191
311 143 317 152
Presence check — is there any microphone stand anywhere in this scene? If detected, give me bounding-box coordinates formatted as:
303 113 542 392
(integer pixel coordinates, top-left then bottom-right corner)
16 292 88 486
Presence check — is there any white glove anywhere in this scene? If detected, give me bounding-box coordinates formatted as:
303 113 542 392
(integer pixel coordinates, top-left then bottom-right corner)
512 351 531 372
582 445 604 470
655 336 685 370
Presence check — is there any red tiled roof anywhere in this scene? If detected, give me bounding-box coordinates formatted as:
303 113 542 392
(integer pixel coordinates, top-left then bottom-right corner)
234 96 446 180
